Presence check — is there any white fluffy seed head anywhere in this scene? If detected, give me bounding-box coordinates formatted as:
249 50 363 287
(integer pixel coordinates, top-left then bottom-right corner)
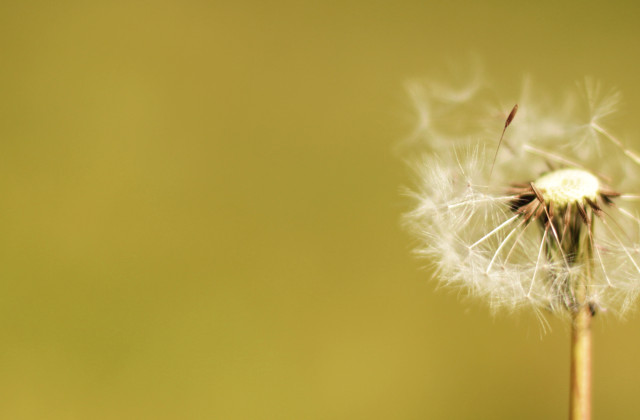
403 78 640 318
535 169 600 206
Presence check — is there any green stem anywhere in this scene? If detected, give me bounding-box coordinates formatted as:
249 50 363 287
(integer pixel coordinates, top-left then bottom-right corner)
569 304 592 420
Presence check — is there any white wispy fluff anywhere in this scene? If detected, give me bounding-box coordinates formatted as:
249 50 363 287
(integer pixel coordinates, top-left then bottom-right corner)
404 78 640 316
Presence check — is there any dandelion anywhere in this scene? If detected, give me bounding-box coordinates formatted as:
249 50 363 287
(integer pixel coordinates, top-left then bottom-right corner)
404 79 640 420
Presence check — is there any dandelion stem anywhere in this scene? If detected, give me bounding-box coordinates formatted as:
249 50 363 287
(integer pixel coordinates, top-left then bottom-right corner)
570 221 593 420
569 303 592 420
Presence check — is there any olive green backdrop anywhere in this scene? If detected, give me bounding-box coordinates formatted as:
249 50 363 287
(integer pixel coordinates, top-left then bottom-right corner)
1 0 639 419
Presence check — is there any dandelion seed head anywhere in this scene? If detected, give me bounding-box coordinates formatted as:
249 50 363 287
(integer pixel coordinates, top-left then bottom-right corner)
404 76 640 317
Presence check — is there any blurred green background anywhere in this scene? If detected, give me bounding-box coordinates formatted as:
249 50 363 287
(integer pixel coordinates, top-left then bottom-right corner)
1 0 640 418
